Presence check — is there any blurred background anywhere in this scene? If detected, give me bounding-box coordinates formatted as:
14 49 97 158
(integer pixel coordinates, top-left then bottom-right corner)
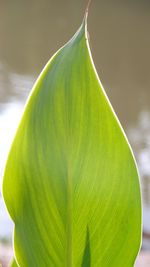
0 0 150 266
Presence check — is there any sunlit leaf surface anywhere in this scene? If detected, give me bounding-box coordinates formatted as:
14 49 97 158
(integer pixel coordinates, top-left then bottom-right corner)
2 14 142 267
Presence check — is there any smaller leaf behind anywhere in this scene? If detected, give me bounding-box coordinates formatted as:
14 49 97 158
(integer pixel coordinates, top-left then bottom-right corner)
81 226 91 267
9 259 18 267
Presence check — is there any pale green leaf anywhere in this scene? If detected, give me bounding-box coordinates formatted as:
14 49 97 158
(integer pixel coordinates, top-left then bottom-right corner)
2 14 142 267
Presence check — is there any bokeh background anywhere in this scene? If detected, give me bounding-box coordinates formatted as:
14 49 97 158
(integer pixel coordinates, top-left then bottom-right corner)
0 0 150 266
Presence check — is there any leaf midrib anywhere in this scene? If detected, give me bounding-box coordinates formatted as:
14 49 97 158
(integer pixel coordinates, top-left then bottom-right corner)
66 165 73 267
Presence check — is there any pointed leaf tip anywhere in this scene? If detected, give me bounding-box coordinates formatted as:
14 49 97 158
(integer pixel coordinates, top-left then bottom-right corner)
83 8 88 26
85 0 92 15
82 0 92 40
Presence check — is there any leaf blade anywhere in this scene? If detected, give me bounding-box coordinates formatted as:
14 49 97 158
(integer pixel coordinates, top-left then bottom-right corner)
2 17 142 267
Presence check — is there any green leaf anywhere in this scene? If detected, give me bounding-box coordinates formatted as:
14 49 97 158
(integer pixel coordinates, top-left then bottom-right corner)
2 14 141 267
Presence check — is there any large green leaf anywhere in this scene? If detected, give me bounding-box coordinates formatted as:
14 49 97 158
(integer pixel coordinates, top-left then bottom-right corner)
2 13 141 267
